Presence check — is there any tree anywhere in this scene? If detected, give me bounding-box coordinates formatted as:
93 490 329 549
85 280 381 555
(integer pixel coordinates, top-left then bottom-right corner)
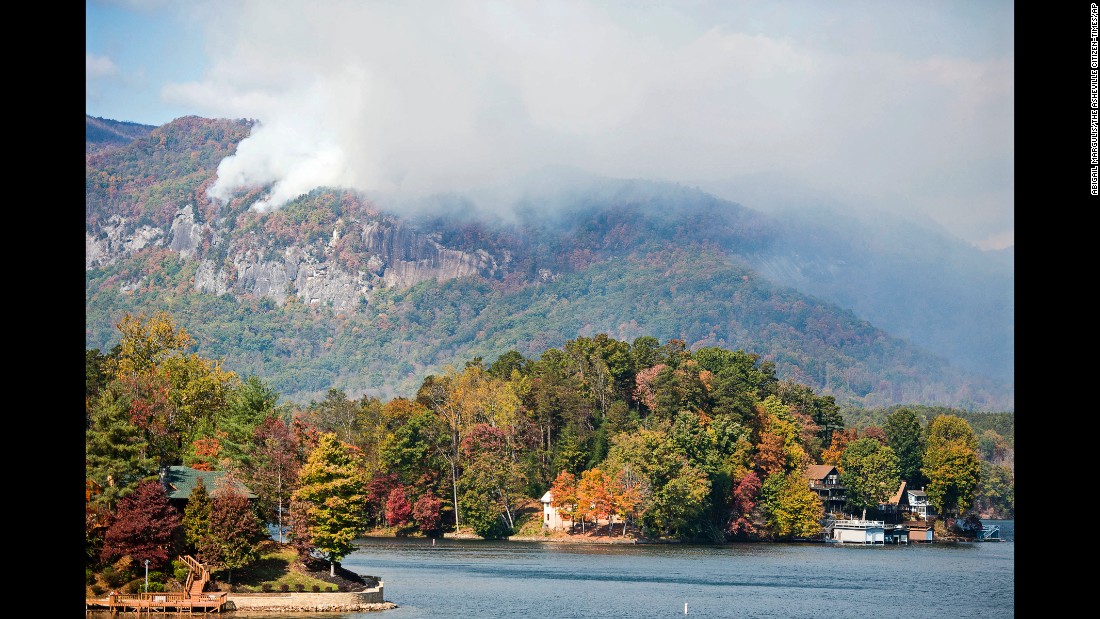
922 415 981 517
726 471 761 538
240 414 313 542
577 468 615 535
385 486 414 531
100 479 182 571
417 365 521 527
759 471 824 540
182 478 213 561
838 437 901 517
413 493 445 538
549 470 579 532
292 433 369 575
86 385 156 510
974 462 1014 519
209 482 265 584
883 407 926 487
457 423 525 538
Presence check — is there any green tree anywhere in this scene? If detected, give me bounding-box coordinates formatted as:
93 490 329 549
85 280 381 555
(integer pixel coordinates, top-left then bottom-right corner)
86 385 155 510
182 478 213 560
292 433 369 575
457 424 525 538
922 415 981 517
974 462 1014 519
883 407 926 487
838 437 901 517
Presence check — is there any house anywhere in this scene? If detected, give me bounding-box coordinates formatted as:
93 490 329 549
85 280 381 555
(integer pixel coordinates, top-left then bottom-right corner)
906 487 936 519
877 481 911 523
805 464 846 514
540 490 567 531
160 465 256 512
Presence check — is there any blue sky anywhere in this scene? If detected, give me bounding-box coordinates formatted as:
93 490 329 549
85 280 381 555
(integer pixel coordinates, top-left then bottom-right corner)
86 0 1014 250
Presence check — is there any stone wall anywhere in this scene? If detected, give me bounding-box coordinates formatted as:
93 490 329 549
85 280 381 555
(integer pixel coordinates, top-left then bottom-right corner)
225 584 387 612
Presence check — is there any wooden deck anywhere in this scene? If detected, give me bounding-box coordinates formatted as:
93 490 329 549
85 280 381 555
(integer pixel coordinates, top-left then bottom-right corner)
86 591 228 614
86 555 227 614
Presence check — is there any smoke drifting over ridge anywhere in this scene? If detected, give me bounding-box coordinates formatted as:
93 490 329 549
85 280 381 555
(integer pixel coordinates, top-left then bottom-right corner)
152 1 1011 249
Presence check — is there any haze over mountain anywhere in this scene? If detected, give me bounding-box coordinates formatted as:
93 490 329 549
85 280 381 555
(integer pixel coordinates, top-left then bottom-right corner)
85 115 1013 411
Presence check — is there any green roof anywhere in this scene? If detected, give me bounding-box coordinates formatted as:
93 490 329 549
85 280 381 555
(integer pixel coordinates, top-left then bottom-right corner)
161 466 256 500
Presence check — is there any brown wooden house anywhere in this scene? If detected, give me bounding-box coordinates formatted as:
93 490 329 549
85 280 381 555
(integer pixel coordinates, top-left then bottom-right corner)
805 464 846 515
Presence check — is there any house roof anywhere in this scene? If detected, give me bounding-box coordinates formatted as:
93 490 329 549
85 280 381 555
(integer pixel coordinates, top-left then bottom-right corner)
804 464 838 481
161 465 256 500
907 488 927 498
540 491 553 504
884 481 908 506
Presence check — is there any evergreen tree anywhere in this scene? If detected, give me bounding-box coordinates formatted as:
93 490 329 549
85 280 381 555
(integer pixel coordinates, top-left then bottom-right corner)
182 478 213 562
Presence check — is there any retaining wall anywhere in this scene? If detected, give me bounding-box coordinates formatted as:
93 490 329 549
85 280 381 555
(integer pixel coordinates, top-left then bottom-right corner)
225 583 387 612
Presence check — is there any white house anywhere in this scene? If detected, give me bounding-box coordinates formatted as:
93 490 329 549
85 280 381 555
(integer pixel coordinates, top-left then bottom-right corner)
906 487 936 519
540 490 566 530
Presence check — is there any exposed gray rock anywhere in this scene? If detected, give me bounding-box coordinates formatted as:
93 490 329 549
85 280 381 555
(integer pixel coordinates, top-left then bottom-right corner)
86 215 165 269
169 205 204 259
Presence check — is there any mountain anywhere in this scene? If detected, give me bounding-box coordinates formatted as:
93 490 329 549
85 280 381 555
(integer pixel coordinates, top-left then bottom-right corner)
85 115 157 153
85 116 1013 411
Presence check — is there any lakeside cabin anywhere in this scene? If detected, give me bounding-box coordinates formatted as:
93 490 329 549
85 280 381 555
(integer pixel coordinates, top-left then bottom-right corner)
160 465 257 511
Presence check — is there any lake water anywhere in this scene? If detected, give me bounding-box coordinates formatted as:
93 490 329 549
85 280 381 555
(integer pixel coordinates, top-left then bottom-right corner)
89 520 1013 618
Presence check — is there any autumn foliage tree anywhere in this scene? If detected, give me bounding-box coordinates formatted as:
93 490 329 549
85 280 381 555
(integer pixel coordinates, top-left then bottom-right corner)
385 486 414 532
208 483 265 584
291 433 369 575
100 479 182 572
413 493 445 537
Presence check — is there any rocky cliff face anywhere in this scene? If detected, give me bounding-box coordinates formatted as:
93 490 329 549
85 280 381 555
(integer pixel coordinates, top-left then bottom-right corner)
94 203 511 311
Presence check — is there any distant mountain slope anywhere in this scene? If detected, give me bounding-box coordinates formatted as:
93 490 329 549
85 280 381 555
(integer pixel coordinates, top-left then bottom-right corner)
85 115 156 152
85 116 1013 411
742 206 1014 384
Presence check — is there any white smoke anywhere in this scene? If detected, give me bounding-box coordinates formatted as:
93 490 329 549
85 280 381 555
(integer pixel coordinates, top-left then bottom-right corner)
160 0 1011 248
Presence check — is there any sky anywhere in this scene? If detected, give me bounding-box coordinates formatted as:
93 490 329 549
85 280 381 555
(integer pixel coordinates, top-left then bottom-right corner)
86 0 1014 250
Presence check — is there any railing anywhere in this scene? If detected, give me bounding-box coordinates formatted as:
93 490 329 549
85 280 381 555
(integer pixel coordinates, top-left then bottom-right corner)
833 519 884 528
105 591 227 611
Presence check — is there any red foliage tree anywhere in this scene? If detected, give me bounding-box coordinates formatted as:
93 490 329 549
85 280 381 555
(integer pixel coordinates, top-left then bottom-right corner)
366 472 400 527
385 486 413 529
100 479 182 571
209 484 265 583
413 493 444 537
727 471 762 537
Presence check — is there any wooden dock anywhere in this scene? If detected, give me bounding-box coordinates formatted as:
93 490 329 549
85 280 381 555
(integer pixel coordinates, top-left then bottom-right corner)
86 555 227 614
86 591 228 614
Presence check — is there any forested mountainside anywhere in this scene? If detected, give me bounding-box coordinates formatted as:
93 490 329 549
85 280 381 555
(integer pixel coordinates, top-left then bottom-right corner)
742 206 1013 385
85 115 1013 411
85 115 157 153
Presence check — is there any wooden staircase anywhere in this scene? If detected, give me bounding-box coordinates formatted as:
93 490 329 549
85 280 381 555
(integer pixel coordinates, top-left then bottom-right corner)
181 555 211 598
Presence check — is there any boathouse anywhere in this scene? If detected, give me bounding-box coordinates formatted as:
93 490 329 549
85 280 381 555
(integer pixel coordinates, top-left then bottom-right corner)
831 519 885 544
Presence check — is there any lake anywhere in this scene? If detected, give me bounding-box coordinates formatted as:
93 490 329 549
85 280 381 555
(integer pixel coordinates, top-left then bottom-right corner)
90 520 1013 618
